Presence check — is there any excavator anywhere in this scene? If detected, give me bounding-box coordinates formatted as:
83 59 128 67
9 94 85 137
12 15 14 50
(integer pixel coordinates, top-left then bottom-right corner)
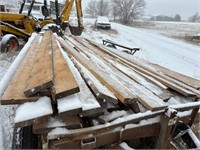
0 0 83 52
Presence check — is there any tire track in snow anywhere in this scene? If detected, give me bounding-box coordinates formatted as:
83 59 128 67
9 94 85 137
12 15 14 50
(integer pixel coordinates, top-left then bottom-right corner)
112 23 200 68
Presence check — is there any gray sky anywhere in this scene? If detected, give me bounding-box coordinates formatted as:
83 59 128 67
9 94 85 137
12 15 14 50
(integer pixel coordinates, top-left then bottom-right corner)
145 0 200 19
82 0 200 20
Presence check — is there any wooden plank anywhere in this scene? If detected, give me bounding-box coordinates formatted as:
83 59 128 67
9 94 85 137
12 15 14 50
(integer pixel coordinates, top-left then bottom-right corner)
152 64 200 90
87 40 199 98
75 36 169 90
62 51 102 116
79 108 104 117
47 110 164 141
73 37 172 101
57 94 82 116
68 38 167 111
58 37 138 108
14 97 53 127
188 108 199 127
156 113 176 149
67 37 118 105
106 58 172 101
72 59 118 105
33 115 82 134
49 123 159 149
24 31 54 97
52 35 79 99
1 36 41 105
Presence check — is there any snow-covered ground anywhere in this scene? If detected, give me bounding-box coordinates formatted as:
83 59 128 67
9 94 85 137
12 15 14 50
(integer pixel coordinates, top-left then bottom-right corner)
0 52 19 149
0 19 200 149
82 19 200 79
130 21 200 37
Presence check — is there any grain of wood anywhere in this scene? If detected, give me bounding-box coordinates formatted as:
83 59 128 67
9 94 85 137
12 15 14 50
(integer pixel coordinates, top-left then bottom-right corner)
87 40 198 98
68 37 167 111
15 114 52 128
73 59 118 105
152 64 200 90
58 37 138 108
52 35 79 99
1 36 41 105
24 31 54 97
72 36 172 101
33 115 82 134
106 59 172 101
61 50 102 116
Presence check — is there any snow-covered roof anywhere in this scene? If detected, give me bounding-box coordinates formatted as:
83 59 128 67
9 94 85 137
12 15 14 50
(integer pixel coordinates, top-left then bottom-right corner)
97 16 110 24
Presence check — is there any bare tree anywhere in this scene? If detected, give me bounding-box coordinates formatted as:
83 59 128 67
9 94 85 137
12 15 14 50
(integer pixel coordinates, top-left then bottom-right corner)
95 0 110 16
188 12 200 22
85 0 110 18
112 0 146 23
85 0 97 18
111 2 120 21
174 14 181 22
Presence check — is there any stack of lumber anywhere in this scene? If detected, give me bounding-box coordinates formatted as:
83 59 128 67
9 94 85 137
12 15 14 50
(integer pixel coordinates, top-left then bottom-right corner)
1 31 200 149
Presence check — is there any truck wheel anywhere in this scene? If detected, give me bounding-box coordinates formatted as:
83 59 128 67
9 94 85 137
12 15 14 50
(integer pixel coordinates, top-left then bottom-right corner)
1 34 19 53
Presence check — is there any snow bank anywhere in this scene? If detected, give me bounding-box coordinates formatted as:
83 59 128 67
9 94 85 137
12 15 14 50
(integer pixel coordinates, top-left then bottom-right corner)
14 96 53 123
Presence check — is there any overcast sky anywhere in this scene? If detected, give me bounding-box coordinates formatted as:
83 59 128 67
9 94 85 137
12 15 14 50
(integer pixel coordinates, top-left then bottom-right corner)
82 0 200 20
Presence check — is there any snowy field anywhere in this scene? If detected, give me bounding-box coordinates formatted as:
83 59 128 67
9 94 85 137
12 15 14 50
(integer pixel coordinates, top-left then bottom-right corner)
0 19 200 149
82 19 200 79
130 21 200 37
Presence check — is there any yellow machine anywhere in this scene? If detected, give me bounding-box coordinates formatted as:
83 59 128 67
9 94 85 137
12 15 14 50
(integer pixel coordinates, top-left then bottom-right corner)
0 0 83 52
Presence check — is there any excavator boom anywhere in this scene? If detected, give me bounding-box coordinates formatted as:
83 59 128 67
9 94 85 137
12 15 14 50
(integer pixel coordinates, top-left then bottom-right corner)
60 0 83 35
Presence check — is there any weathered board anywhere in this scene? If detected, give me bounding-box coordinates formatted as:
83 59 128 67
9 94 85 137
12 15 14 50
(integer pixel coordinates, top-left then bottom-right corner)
68 37 167 111
87 40 199 98
66 37 118 104
1 36 41 105
73 60 118 105
72 37 170 99
52 35 79 99
14 97 53 128
24 31 54 97
57 94 82 116
152 64 200 90
62 51 102 116
106 58 172 101
58 37 138 108
33 115 82 134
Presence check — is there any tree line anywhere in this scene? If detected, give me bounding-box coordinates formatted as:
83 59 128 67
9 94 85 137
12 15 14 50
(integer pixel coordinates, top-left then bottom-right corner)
150 14 181 22
85 0 200 23
85 0 146 24
150 13 200 22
